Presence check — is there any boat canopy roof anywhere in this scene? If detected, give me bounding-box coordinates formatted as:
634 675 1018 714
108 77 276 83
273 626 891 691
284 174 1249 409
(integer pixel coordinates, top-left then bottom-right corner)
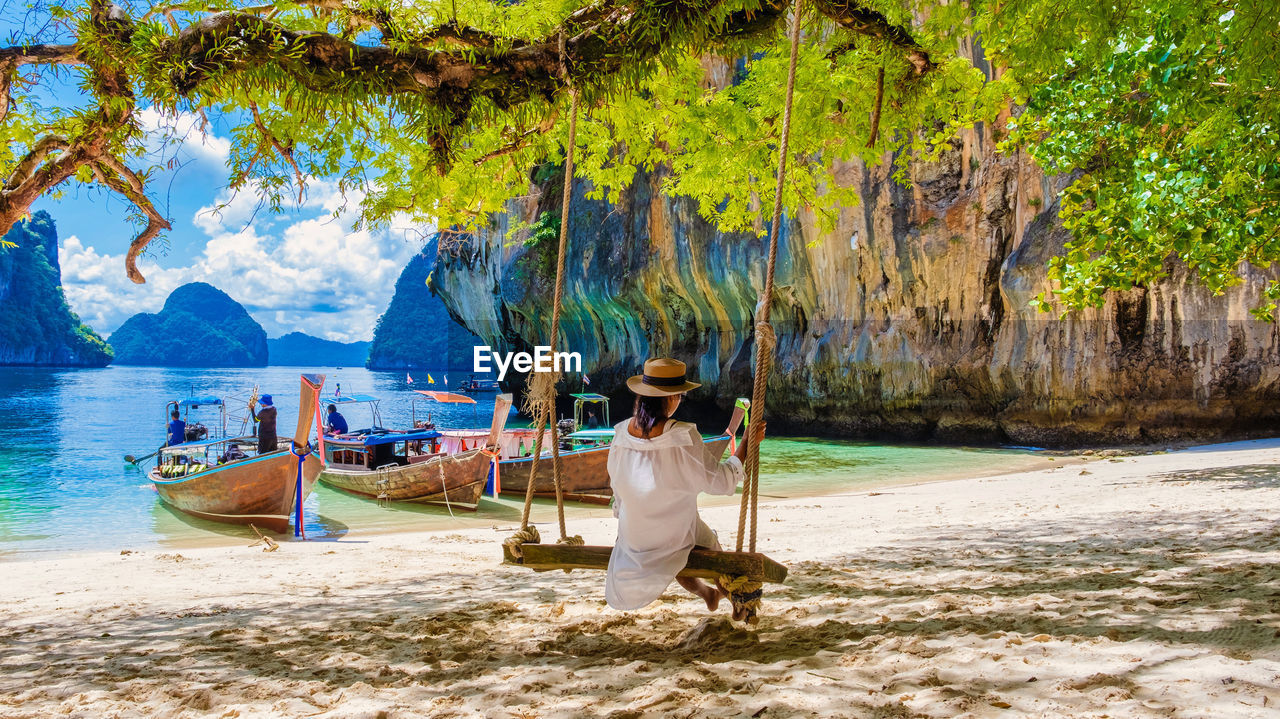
571 393 609 402
330 428 444 447
328 394 379 405
415 390 476 404
565 428 615 440
178 396 222 407
159 435 256 454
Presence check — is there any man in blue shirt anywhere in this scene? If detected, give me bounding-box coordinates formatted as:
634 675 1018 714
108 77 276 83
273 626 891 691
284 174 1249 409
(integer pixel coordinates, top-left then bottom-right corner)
167 410 186 446
326 404 349 435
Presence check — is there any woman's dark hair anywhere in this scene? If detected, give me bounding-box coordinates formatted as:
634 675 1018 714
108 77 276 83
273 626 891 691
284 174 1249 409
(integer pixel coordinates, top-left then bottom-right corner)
633 395 671 438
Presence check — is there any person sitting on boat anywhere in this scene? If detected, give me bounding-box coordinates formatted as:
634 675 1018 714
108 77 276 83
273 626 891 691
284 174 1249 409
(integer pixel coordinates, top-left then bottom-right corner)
586 409 600 429
325 404 348 436
167 410 186 447
605 358 765 620
251 394 278 454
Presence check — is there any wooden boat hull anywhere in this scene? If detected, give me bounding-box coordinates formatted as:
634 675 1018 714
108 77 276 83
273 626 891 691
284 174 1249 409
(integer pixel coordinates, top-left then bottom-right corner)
318 448 491 509
150 450 323 533
499 435 734 501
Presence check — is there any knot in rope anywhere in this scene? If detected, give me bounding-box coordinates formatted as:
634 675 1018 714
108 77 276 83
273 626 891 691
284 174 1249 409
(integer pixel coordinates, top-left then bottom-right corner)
718 574 764 626
753 320 777 356
503 525 541 560
521 369 560 418
556 534 584 546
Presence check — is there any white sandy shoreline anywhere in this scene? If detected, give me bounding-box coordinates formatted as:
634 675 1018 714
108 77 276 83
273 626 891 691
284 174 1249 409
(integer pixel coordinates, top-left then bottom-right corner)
2 438 1278 717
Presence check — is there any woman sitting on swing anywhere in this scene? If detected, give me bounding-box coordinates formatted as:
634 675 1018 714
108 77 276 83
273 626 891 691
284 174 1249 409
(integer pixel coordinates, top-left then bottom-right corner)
606 358 765 619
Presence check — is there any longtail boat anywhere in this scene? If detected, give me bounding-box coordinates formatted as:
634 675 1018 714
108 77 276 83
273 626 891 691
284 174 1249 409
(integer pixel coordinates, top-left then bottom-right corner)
496 396 746 504
317 393 513 509
149 374 326 533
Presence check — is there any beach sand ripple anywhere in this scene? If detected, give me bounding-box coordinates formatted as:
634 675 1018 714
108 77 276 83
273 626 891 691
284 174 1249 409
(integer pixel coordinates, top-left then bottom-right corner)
3 440 1280 717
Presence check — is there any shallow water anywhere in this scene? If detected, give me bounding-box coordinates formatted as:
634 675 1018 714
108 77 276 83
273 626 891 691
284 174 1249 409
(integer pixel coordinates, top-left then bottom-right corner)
0 367 1043 558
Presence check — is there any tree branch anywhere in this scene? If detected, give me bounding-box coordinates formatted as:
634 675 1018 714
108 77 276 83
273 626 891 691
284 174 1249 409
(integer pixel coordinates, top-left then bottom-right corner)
248 101 306 203
867 65 884 147
473 111 560 166
810 0 935 73
93 156 172 284
0 43 84 66
2 135 70 192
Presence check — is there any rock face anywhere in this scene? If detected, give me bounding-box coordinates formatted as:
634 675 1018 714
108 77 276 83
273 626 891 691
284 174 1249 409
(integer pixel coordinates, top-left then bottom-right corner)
268 332 370 367
432 130 1280 446
366 242 481 372
0 211 112 366
110 283 268 366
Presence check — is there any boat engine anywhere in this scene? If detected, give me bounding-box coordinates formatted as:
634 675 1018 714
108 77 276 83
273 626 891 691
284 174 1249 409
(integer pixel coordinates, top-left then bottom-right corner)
185 423 208 442
556 418 576 450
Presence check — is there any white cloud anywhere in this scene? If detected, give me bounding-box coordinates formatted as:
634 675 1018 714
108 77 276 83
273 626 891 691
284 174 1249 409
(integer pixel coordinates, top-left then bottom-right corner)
137 108 232 169
59 235 188 332
60 185 430 344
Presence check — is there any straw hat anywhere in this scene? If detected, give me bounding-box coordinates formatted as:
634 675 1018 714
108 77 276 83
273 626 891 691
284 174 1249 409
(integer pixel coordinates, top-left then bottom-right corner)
626 358 702 397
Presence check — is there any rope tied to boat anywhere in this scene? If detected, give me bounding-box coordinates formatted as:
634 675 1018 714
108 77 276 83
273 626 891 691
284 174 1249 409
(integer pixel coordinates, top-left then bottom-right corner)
437 455 455 518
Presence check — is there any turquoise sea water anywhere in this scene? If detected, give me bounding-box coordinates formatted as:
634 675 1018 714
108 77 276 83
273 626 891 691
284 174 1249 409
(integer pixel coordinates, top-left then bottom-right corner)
0 367 1044 558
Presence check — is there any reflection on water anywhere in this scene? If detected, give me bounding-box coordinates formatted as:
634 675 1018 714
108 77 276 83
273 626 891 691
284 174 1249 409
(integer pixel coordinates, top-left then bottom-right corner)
0 366 1044 557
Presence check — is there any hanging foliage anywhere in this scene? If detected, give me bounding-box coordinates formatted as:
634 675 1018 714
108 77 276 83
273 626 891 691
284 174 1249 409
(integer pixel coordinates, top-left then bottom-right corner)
0 0 1276 316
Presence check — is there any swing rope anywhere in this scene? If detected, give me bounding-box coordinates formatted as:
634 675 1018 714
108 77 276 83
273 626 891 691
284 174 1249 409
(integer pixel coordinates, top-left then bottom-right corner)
506 37 583 558
506 5 804 621
737 0 802 555
720 0 804 621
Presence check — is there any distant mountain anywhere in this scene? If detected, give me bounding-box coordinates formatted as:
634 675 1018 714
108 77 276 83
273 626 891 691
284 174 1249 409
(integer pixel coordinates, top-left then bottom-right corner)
110 282 268 366
366 242 479 371
269 332 370 366
0 211 112 366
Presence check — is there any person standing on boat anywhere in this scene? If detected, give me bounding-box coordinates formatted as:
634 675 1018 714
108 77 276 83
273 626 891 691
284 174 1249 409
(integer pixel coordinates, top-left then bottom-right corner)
326 404 348 435
606 358 764 619
167 409 186 446
251 394 278 454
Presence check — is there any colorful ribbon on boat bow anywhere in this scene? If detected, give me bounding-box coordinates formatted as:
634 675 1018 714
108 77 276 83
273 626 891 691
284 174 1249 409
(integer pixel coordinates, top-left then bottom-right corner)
480 447 501 497
291 443 310 539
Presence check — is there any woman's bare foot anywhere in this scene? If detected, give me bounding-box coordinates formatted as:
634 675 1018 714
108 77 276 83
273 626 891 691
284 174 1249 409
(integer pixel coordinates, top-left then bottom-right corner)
678 577 725 612
700 584 724 612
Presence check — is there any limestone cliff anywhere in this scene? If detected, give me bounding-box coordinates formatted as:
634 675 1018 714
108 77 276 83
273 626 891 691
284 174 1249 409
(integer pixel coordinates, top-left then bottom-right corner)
0 211 112 367
366 242 481 372
432 96 1280 448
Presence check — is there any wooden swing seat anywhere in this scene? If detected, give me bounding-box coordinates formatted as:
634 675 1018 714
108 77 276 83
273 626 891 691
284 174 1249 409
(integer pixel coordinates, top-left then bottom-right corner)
502 543 788 584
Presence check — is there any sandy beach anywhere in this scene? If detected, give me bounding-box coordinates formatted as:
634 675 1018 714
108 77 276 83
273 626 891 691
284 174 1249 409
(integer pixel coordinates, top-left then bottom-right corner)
2 440 1278 718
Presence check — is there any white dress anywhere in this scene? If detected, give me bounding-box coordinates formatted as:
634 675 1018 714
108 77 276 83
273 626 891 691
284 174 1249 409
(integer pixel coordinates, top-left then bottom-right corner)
605 419 745 610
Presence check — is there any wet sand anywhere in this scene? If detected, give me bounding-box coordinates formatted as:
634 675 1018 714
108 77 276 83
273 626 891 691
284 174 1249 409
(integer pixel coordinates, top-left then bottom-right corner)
1 440 1278 717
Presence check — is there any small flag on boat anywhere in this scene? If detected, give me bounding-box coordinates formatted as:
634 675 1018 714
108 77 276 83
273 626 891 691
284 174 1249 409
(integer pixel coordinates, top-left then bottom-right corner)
428 374 435 385
406 373 414 385
583 373 591 385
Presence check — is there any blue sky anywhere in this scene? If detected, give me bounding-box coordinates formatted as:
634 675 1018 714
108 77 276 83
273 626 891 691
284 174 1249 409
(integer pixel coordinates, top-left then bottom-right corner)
4 17 430 343
37 108 429 343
